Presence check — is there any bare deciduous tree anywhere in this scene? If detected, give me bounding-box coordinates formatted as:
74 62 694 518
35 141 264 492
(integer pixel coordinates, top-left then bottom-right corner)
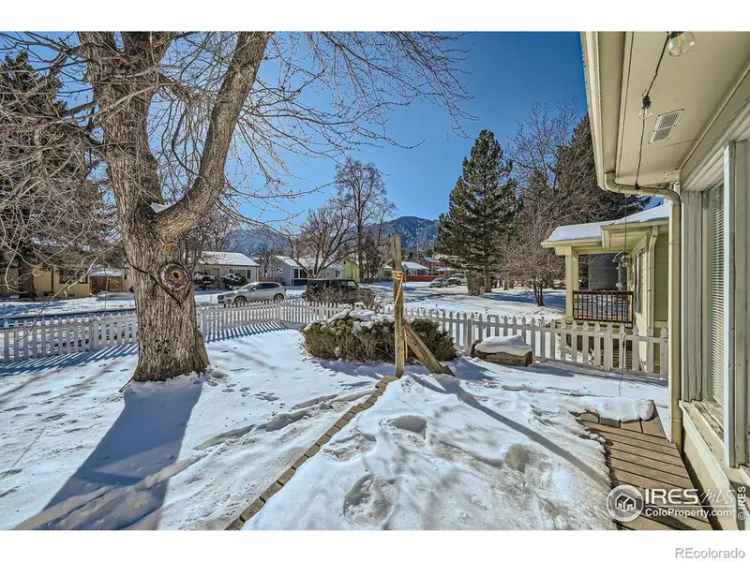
0 32 467 381
334 158 395 281
298 198 354 279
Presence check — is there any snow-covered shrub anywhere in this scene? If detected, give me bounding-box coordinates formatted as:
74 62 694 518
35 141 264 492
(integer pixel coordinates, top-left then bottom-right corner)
303 309 456 362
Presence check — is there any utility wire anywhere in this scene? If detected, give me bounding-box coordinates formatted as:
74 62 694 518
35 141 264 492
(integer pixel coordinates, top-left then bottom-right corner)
634 33 671 189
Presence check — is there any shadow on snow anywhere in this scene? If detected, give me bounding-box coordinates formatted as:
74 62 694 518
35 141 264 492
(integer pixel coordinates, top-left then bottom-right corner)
17 378 204 530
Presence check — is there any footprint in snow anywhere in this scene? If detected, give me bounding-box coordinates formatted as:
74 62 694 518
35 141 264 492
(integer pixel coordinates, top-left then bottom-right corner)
504 443 531 474
386 415 427 439
501 384 546 394
342 474 397 527
324 432 376 461
0 468 22 479
2 405 27 412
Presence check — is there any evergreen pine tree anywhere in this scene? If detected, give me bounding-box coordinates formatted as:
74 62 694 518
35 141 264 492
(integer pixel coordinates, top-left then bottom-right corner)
0 52 111 297
437 129 518 294
556 115 645 222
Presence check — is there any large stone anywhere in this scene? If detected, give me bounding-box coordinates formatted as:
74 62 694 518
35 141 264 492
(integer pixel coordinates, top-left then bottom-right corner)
470 340 533 366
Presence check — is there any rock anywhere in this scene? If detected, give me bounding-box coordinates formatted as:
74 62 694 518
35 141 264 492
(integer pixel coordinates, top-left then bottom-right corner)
470 340 533 366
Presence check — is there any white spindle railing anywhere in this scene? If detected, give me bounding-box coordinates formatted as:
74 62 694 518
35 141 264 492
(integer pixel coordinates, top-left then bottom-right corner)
382 304 668 379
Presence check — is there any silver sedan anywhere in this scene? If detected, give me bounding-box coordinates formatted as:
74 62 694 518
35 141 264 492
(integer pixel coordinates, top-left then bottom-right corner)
217 282 286 306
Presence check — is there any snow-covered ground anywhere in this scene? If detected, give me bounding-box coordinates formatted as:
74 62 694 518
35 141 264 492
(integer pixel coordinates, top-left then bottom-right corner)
365 282 565 319
0 330 378 529
0 328 666 530
0 291 223 319
0 284 562 321
245 359 665 530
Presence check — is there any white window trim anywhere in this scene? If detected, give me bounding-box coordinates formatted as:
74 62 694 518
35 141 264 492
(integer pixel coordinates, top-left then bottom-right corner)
724 140 750 467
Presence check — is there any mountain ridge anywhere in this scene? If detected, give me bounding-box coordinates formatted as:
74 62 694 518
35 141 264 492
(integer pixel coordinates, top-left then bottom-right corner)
226 215 439 255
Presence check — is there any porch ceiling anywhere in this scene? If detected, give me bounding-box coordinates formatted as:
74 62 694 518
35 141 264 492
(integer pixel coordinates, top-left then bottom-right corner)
583 32 750 188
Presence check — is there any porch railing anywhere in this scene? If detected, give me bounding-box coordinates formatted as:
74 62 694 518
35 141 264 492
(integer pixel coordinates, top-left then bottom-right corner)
572 290 634 326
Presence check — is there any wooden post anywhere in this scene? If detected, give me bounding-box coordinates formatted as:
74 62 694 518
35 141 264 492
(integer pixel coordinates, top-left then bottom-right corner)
391 236 406 377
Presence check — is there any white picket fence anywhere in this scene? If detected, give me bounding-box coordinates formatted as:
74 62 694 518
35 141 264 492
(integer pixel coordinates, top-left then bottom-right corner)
1 300 668 378
0 300 347 363
384 305 669 378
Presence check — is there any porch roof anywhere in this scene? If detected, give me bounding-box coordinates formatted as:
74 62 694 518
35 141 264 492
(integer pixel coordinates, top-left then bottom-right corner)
581 32 750 191
542 203 670 251
200 251 259 267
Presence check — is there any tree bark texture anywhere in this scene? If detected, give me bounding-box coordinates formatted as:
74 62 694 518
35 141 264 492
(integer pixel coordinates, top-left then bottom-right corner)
79 32 269 381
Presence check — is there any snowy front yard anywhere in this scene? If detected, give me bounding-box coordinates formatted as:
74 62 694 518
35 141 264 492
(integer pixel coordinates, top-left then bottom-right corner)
0 291 223 319
0 284 560 320
0 328 666 530
365 282 565 319
0 330 377 529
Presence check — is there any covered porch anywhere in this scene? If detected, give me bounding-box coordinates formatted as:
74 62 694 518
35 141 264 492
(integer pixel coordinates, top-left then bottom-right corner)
542 204 670 334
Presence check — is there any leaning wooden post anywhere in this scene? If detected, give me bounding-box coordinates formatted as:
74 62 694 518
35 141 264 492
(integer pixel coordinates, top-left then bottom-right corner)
391 235 406 377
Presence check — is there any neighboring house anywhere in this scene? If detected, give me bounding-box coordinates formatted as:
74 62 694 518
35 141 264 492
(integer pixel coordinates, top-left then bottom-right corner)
582 31 750 527
269 255 308 286
542 203 671 337
269 255 360 286
401 261 429 276
1 265 108 299
195 251 259 288
88 265 134 294
298 257 359 283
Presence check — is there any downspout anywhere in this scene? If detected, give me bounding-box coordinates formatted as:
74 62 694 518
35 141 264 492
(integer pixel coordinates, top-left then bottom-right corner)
603 172 683 448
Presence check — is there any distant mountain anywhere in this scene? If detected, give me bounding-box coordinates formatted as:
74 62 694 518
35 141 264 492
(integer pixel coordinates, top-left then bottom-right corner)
225 225 290 256
376 216 438 251
225 215 439 256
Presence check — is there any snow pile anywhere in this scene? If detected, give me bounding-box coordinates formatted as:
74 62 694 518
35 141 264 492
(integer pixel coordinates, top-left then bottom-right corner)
245 358 667 530
578 397 655 422
474 335 532 357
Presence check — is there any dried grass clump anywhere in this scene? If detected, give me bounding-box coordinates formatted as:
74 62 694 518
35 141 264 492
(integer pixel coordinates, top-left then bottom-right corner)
303 311 456 363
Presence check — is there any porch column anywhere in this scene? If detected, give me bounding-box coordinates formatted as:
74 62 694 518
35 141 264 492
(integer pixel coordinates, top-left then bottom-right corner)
564 250 579 319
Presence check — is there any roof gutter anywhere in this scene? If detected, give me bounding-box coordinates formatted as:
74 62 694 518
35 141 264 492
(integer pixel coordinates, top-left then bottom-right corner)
603 173 683 448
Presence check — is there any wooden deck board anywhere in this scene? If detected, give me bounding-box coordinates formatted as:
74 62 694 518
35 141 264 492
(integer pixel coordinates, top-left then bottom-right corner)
641 416 666 437
607 449 690 479
579 413 713 531
606 440 685 467
609 458 693 488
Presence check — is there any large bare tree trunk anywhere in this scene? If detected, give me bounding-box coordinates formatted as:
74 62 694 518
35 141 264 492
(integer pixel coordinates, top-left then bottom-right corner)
79 32 268 381
130 253 208 380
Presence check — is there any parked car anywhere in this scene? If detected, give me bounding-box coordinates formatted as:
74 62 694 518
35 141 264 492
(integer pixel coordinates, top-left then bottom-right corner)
304 279 375 307
217 281 286 306
193 272 215 290
432 276 464 287
221 272 247 289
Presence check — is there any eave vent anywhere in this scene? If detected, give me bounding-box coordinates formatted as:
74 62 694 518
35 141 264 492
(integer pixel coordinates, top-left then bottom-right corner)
650 110 682 143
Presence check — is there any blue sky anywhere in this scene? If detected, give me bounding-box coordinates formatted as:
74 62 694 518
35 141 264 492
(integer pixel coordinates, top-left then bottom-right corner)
243 32 587 225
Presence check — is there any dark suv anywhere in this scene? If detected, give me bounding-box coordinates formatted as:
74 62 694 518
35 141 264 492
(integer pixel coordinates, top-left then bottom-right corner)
304 279 375 307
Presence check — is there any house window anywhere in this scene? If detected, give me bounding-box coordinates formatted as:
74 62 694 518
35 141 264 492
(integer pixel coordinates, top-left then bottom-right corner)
706 183 725 407
59 269 85 284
